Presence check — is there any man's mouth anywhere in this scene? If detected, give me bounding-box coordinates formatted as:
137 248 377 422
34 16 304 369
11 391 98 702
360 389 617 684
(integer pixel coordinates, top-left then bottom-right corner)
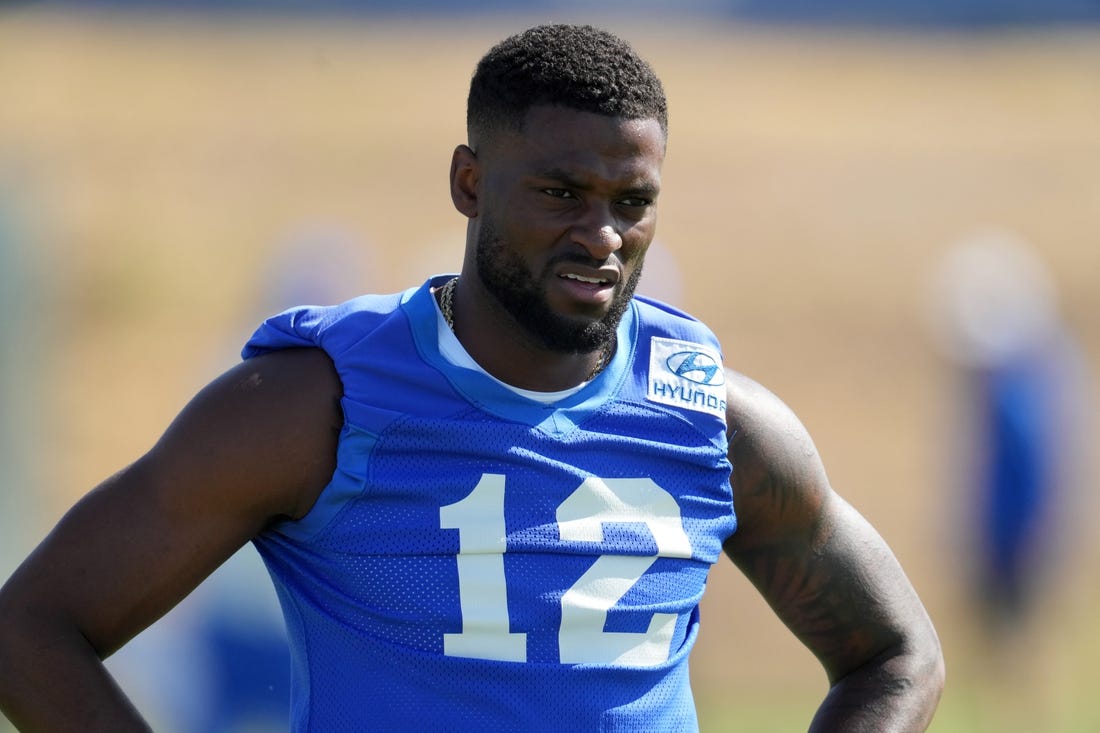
561 273 610 285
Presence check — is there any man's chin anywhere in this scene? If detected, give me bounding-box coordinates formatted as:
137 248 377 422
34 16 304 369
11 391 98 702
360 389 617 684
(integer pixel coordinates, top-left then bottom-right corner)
534 311 619 355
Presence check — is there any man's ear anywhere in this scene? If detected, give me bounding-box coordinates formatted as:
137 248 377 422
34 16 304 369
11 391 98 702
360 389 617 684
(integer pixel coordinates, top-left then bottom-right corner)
450 144 479 219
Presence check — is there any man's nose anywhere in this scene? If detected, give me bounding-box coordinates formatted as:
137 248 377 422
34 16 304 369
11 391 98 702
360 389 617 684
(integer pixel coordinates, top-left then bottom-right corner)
570 207 622 258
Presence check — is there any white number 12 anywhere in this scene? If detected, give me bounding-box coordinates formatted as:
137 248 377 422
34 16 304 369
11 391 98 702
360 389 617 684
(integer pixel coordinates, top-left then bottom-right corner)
439 473 693 668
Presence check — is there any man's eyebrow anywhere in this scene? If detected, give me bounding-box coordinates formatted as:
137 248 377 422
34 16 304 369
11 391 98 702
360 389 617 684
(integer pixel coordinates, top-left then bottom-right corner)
531 167 587 187
532 167 661 196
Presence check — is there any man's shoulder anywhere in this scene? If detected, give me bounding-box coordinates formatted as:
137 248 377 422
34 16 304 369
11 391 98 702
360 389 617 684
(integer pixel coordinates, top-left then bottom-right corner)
297 290 412 334
724 369 826 492
724 370 804 442
631 294 705 325
631 295 721 349
243 287 418 361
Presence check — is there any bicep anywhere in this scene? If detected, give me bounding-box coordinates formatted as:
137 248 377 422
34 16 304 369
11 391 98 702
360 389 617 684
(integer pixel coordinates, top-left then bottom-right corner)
5 348 341 658
721 372 921 682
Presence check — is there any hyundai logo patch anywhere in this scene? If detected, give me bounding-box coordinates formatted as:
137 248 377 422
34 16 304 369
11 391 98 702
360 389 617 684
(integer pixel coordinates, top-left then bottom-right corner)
647 337 726 419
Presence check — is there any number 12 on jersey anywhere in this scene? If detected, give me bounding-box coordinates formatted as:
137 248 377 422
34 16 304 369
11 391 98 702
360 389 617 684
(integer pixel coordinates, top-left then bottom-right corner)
440 473 694 668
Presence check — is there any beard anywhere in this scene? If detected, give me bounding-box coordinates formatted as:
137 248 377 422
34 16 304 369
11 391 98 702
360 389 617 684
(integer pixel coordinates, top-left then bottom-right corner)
475 220 643 355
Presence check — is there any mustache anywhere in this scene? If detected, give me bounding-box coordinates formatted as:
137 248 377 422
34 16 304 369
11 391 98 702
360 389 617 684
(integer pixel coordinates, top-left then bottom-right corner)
546 252 621 269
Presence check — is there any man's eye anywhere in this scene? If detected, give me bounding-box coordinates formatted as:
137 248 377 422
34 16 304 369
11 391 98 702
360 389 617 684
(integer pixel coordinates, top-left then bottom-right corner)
619 197 652 208
543 188 574 199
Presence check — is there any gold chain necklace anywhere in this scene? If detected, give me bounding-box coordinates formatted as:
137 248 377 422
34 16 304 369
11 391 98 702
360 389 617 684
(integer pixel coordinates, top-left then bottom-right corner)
437 277 610 382
439 276 458 329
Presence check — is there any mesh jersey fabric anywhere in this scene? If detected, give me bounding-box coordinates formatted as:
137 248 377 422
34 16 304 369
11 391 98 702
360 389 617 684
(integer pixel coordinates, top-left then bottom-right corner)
241 275 738 732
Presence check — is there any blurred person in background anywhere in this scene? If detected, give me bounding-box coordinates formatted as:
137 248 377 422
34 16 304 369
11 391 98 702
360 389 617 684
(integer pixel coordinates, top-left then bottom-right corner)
926 227 1092 731
0 23 943 731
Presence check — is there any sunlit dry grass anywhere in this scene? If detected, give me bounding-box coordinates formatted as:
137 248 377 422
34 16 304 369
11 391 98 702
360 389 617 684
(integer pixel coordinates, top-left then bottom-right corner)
0 9 1097 731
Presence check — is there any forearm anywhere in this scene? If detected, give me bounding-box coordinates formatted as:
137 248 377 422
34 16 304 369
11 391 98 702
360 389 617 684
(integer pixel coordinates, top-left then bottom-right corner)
809 644 944 732
0 615 151 732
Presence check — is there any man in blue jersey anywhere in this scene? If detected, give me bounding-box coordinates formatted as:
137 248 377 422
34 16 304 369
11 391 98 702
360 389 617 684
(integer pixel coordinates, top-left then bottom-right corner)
0 24 943 731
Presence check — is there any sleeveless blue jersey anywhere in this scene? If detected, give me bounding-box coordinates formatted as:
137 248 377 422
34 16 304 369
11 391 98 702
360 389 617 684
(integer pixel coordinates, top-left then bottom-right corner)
242 276 737 732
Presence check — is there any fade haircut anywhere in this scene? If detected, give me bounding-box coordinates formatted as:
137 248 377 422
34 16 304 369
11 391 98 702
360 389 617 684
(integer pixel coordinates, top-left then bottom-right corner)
467 24 668 149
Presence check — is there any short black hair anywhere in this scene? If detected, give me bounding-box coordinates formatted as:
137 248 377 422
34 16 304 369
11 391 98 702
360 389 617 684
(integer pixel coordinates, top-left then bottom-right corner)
467 24 667 148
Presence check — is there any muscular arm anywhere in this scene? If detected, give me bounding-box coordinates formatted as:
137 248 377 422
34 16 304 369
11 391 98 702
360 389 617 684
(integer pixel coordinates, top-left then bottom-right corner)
0 348 342 732
722 371 944 731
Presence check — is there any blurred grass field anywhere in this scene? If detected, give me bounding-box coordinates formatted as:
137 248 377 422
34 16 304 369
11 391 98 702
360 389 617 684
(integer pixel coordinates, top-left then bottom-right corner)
1 8 1098 731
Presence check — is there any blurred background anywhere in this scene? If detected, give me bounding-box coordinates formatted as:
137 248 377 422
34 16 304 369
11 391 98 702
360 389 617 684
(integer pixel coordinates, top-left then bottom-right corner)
1 1 1097 730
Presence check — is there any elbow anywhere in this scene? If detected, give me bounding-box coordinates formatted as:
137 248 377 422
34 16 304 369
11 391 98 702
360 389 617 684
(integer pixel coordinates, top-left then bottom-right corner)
889 597 947 722
912 605 946 700
0 582 23 657
0 587 26 703
920 627 947 713
898 619 947 729
0 580 69 689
